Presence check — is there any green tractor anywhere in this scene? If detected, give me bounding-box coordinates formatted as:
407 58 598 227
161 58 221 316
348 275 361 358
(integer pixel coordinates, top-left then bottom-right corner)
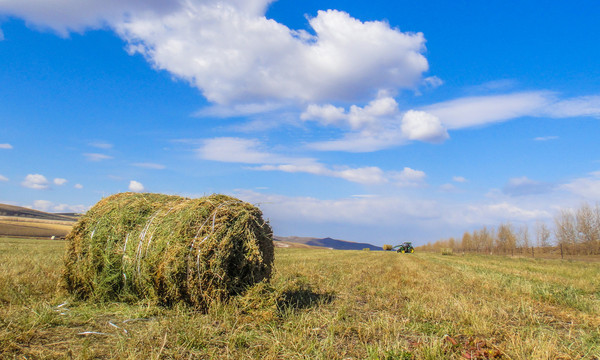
393 242 415 254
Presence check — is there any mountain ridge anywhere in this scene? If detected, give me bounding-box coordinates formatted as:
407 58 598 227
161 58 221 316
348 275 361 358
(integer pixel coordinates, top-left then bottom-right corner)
274 235 382 251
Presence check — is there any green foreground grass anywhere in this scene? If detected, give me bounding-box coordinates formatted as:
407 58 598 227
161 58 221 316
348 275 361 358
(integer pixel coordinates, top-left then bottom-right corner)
0 237 599 359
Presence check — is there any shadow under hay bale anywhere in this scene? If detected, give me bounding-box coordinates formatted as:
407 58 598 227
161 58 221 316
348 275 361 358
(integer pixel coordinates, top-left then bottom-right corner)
278 285 335 311
235 277 335 320
63 192 274 310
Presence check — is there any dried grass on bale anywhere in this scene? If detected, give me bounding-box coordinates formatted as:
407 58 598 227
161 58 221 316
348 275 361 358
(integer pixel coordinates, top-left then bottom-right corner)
63 192 274 309
382 244 393 251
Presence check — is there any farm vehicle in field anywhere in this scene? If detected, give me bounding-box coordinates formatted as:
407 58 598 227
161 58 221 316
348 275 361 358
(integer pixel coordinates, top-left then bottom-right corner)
393 242 414 253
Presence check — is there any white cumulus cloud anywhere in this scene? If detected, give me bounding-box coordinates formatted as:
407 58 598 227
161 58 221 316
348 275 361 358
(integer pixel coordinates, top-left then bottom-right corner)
391 167 427 187
53 178 68 185
119 7 428 105
21 174 49 190
300 104 347 126
32 200 53 212
304 95 448 152
0 1 429 106
400 110 448 143
0 143 13 149
74 183 84 189
129 180 145 192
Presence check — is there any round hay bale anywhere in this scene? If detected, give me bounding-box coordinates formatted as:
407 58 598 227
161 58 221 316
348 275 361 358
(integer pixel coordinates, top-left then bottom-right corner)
63 192 274 309
382 244 393 251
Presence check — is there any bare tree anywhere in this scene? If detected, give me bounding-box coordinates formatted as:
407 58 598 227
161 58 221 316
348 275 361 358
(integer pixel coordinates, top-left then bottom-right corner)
576 203 599 254
535 221 551 251
497 223 517 255
461 231 473 252
482 226 495 254
594 204 600 254
554 209 577 255
448 237 456 250
518 224 530 253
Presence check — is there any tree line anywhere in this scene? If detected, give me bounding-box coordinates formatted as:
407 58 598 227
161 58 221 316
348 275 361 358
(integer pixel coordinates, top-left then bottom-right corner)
419 203 600 256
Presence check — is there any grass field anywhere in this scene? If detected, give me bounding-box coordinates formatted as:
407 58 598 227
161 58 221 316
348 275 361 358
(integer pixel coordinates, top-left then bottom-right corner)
0 217 73 238
0 237 599 359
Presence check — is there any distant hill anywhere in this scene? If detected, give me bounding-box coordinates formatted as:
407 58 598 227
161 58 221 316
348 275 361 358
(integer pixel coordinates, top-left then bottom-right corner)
0 203 79 222
272 238 321 249
0 203 78 238
274 235 382 251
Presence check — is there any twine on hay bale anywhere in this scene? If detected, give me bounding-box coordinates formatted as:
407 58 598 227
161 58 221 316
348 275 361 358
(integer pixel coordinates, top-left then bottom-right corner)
63 192 274 309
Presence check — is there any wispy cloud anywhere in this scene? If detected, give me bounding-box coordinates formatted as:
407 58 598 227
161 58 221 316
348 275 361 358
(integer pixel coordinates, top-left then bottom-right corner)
534 136 558 141
544 95 600 119
235 189 552 242
21 174 49 190
440 183 458 192
132 162 166 170
560 171 600 200
425 91 552 130
89 141 113 149
425 91 600 130
83 153 113 162
0 174 8 182
465 79 518 93
74 183 84 189
0 143 13 149
503 176 554 197
198 138 293 165
198 137 426 185
255 164 388 185
31 200 87 213
195 102 285 118
453 176 468 183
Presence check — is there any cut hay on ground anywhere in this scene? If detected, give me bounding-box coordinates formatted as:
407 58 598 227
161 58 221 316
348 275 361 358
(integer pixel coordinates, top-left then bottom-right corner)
63 192 274 309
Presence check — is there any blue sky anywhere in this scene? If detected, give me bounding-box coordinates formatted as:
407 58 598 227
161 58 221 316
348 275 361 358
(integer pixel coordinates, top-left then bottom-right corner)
1 0 599 245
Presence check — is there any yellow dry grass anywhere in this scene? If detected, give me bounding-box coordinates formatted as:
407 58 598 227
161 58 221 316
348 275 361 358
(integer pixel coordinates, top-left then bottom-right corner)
0 215 76 226
0 218 73 238
0 237 599 359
